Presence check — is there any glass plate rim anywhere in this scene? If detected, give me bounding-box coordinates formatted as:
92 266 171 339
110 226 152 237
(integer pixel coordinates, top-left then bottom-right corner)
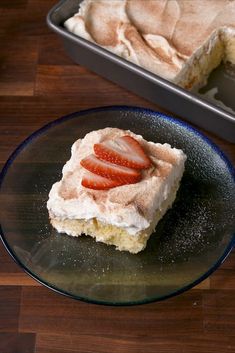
0 105 234 306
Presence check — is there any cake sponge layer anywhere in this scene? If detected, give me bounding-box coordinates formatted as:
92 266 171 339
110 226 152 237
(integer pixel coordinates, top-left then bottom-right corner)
49 177 181 253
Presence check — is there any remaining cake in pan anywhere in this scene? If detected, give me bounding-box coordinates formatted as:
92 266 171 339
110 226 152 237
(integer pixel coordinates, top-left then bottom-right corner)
47 128 186 254
64 0 235 89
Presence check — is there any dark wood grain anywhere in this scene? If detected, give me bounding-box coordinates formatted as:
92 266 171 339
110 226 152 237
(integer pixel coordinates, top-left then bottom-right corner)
19 287 203 335
203 290 235 336
0 286 21 332
0 333 36 353
35 333 233 353
0 1 234 352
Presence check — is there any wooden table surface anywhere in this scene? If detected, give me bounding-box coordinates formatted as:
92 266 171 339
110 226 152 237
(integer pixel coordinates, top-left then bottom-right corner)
0 1 234 352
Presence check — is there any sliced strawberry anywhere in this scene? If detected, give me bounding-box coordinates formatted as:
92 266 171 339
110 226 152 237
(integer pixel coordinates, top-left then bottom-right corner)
94 135 151 169
81 172 123 190
80 154 140 183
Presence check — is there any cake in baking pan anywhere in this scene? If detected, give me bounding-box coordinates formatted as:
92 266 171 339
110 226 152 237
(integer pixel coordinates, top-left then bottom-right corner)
64 0 235 89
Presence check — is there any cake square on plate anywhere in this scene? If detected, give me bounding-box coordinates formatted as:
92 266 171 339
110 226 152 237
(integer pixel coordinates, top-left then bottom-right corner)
47 128 186 253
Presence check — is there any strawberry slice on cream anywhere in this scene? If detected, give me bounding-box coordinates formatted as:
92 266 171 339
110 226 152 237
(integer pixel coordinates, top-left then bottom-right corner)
81 171 125 190
94 135 151 170
80 135 151 190
80 154 141 185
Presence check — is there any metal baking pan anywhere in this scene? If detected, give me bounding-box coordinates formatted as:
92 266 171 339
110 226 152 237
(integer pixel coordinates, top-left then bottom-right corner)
47 0 235 142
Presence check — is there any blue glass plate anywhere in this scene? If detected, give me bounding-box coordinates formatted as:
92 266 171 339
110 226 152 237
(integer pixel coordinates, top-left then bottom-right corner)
0 106 234 305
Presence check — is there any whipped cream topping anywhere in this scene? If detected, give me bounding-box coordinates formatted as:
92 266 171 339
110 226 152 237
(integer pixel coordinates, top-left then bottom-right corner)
47 128 186 235
64 0 235 86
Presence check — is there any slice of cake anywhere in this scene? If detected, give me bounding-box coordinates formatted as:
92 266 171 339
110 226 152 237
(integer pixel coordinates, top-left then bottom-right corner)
64 0 235 90
47 128 186 253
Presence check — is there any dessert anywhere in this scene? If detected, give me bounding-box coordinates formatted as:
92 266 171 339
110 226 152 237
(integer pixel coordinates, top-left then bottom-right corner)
64 0 235 89
47 128 186 253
